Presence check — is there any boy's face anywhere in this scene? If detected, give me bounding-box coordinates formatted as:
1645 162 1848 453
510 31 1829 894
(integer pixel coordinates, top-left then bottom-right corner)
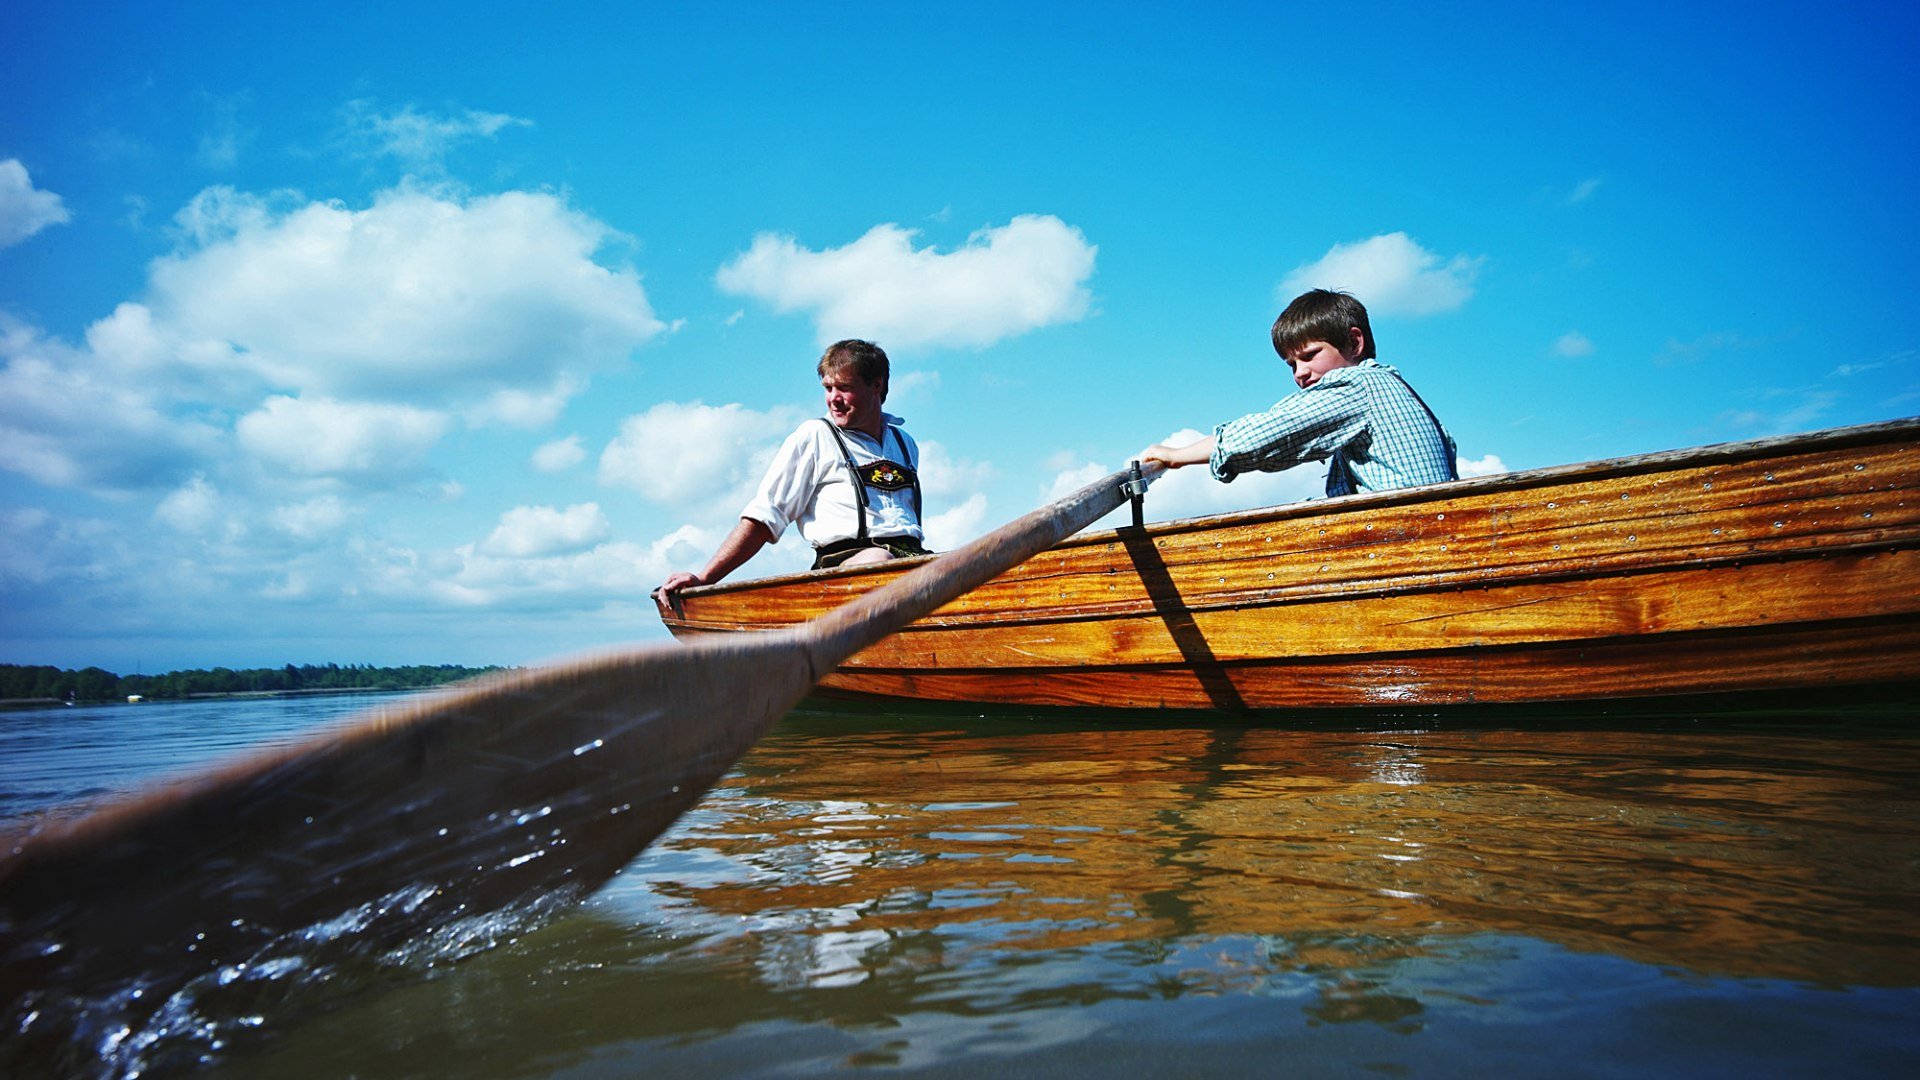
822 366 886 432
1283 329 1365 389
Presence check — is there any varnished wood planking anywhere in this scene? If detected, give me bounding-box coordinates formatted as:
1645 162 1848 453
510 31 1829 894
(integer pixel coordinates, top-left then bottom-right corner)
822 548 1920 669
818 619 1920 710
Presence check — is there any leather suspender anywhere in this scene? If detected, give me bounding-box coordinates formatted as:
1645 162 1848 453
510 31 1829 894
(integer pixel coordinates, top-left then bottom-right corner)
1382 369 1459 481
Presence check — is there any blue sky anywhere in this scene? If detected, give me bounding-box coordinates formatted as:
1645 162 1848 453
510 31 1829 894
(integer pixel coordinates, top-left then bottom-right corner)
3 1 1916 672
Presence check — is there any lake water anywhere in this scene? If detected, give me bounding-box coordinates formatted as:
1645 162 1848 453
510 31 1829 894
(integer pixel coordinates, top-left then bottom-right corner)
4 693 1919 1077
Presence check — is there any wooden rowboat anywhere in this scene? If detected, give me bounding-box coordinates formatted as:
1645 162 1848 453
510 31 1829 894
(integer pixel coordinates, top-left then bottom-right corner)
655 418 1920 713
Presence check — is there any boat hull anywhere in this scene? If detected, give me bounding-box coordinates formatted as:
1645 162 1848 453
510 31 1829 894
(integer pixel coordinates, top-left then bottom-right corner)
657 420 1920 713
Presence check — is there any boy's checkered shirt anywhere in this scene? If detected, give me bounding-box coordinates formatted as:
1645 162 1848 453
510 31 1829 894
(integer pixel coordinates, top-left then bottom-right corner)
1208 359 1457 497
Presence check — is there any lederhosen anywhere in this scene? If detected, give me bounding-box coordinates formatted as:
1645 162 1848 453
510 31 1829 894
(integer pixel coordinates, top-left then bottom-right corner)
813 420 929 569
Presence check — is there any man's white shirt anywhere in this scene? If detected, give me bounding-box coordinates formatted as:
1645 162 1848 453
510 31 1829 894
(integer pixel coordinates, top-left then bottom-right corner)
741 415 923 546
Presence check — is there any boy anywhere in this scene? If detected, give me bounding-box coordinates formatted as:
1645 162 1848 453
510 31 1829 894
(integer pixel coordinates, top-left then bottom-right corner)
657 339 928 597
1141 289 1456 496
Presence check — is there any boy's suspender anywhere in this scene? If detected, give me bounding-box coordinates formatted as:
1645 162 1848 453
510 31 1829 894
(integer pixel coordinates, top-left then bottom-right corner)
821 420 922 542
895 426 923 518
1381 370 1459 481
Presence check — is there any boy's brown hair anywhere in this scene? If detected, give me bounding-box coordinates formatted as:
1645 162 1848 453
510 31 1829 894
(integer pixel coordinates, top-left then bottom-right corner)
1271 289 1376 361
818 339 890 388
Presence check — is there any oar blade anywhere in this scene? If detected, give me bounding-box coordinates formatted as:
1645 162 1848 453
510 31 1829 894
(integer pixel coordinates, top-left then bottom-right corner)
1 632 812 1010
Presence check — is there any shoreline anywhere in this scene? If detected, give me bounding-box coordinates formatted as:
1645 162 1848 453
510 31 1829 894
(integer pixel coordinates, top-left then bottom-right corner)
0 686 418 711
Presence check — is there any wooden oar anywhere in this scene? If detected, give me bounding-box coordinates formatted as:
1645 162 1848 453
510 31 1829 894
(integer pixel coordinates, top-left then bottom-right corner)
0 461 1160 1023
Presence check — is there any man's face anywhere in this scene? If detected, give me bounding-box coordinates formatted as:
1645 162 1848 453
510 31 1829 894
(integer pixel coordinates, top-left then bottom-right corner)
822 367 885 431
1283 332 1364 389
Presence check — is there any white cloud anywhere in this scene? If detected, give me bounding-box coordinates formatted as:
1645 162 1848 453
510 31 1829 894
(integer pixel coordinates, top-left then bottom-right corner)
888 369 940 405
716 214 1097 349
640 521 809 584
1719 391 1843 437
196 92 253 170
0 316 222 490
375 535 664 610
1280 233 1482 317
0 140 717 658
532 434 587 472
924 492 989 550
916 438 993 500
649 523 722 567
260 570 313 601
0 508 125 589
340 100 532 169
599 400 800 505
0 180 664 507
1458 454 1507 478
167 184 280 246
4 181 664 498
0 159 71 248
274 495 352 540
154 475 226 534
1658 331 1756 365
0 508 58 586
121 194 150 230
236 395 450 479
480 503 611 557
1553 331 1595 358
467 376 581 429
149 185 664 403
1566 177 1604 205
1044 460 1112 504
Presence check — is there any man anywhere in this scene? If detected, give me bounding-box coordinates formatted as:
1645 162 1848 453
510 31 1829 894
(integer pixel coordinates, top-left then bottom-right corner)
657 339 928 597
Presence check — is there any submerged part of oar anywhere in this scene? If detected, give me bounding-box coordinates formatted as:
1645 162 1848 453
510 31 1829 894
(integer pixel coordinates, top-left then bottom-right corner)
0 462 1160 1039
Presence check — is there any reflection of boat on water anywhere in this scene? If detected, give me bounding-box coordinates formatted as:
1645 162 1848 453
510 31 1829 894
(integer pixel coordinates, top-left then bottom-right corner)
642 718 1920 991
658 419 1920 713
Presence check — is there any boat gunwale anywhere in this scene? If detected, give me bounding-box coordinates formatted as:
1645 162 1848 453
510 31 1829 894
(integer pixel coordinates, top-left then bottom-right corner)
668 416 1920 603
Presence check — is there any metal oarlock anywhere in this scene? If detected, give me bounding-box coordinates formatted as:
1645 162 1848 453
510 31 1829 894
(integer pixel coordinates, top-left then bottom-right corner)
1123 460 1149 529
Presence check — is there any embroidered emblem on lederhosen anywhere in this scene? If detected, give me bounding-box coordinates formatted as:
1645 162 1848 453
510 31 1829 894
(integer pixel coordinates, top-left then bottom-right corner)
860 459 916 491
821 419 923 541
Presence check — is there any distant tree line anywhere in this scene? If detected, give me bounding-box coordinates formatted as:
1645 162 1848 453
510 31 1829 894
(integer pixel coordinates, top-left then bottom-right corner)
0 662 509 703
